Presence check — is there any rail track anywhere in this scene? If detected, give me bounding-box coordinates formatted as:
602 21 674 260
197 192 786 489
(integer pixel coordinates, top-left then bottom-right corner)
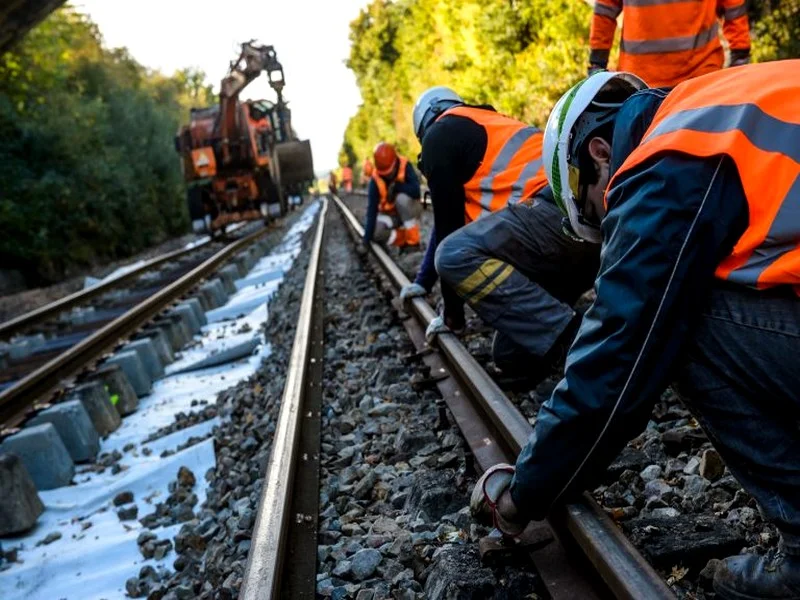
240 194 675 599
0 223 269 431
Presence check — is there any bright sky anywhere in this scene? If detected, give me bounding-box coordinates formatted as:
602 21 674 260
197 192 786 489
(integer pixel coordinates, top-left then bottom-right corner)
73 0 369 173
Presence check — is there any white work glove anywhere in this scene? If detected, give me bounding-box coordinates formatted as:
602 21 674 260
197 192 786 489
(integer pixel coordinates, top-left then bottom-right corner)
400 283 427 301
425 315 450 344
470 463 525 537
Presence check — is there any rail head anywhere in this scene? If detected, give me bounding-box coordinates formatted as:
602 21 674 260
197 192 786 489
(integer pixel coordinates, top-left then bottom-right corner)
240 198 328 599
331 194 674 600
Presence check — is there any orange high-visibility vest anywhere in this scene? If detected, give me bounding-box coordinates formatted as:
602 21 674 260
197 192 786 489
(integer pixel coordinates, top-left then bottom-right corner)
372 156 409 214
362 158 374 178
590 0 751 88
608 61 800 293
342 166 353 182
437 106 547 224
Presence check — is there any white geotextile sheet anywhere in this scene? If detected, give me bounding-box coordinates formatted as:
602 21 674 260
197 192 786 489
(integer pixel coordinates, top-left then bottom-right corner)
1 201 321 600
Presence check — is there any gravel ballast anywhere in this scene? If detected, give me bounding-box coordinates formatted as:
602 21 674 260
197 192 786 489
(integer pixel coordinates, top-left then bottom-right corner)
342 192 772 599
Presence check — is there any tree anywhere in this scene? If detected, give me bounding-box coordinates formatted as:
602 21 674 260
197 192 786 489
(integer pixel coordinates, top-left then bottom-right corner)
0 4 213 284
342 0 591 166
342 0 799 167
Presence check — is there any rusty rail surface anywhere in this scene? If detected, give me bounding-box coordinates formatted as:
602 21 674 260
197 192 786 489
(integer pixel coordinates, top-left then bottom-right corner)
241 198 328 600
332 194 673 600
0 225 268 429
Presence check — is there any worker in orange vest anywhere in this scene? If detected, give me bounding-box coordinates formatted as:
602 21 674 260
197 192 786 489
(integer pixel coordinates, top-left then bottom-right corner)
472 64 800 600
403 87 599 378
361 158 374 187
589 0 751 87
328 170 337 196
341 165 353 193
362 142 422 249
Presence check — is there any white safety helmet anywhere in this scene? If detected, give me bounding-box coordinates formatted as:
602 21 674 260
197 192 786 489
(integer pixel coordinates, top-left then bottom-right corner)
543 71 647 243
412 86 463 141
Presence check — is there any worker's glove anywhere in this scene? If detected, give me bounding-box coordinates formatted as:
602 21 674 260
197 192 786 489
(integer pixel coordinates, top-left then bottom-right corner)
356 242 369 257
470 463 526 537
425 315 451 344
425 314 466 344
400 283 427 302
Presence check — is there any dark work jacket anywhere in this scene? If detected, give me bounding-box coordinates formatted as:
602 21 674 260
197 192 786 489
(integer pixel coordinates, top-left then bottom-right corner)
363 161 421 243
510 88 750 519
416 105 492 324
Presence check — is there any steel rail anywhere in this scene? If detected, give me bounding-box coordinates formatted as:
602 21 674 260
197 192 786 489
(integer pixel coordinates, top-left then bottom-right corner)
0 241 213 341
240 198 328 600
332 194 674 600
0 225 269 429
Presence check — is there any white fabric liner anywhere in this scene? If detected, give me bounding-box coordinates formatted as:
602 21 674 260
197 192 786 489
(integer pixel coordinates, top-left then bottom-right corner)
1 202 321 600
82 223 249 290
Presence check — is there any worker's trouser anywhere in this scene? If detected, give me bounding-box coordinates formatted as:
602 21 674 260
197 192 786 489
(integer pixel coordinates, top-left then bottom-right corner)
374 193 422 247
675 283 800 545
434 198 600 366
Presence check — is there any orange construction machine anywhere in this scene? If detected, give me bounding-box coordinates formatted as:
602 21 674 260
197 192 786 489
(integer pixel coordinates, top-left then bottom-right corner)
175 42 315 234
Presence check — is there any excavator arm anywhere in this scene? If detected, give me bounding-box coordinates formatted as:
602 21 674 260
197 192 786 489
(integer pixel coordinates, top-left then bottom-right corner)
218 41 287 165
219 41 283 99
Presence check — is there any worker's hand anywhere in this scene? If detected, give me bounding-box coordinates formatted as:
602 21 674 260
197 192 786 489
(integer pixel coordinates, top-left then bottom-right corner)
356 242 369 257
425 315 449 343
400 283 427 302
470 463 526 537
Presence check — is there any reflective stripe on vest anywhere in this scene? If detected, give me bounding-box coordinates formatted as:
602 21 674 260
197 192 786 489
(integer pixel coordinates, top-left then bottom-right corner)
372 156 409 214
437 106 547 223
617 0 724 87
607 61 800 292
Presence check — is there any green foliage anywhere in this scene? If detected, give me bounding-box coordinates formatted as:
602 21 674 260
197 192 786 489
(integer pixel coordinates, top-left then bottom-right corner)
339 138 358 168
750 0 800 62
342 0 800 166
342 0 591 165
0 6 214 284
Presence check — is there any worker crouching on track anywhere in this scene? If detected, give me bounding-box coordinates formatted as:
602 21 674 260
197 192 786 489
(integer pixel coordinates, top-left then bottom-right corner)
342 165 354 193
472 63 800 600
361 157 374 188
589 0 751 86
401 87 600 378
362 142 422 249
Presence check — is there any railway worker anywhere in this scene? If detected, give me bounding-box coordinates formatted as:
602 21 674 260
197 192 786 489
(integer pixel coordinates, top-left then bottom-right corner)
401 86 600 378
471 63 800 599
328 170 338 196
361 157 374 188
362 142 422 249
589 0 751 87
341 164 354 193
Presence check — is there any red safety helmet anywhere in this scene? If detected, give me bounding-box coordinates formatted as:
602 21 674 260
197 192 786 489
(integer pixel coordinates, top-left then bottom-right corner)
373 142 398 176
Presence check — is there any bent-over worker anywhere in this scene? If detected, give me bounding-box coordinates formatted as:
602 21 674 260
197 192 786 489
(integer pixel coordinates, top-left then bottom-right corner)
403 86 599 376
472 63 800 600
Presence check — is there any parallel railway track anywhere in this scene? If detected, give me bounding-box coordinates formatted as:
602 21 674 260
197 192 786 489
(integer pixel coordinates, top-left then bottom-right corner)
0 224 268 430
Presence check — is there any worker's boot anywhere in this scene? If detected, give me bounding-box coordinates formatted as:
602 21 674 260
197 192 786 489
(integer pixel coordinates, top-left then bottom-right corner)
491 315 581 388
714 542 800 600
403 222 421 247
388 227 406 247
